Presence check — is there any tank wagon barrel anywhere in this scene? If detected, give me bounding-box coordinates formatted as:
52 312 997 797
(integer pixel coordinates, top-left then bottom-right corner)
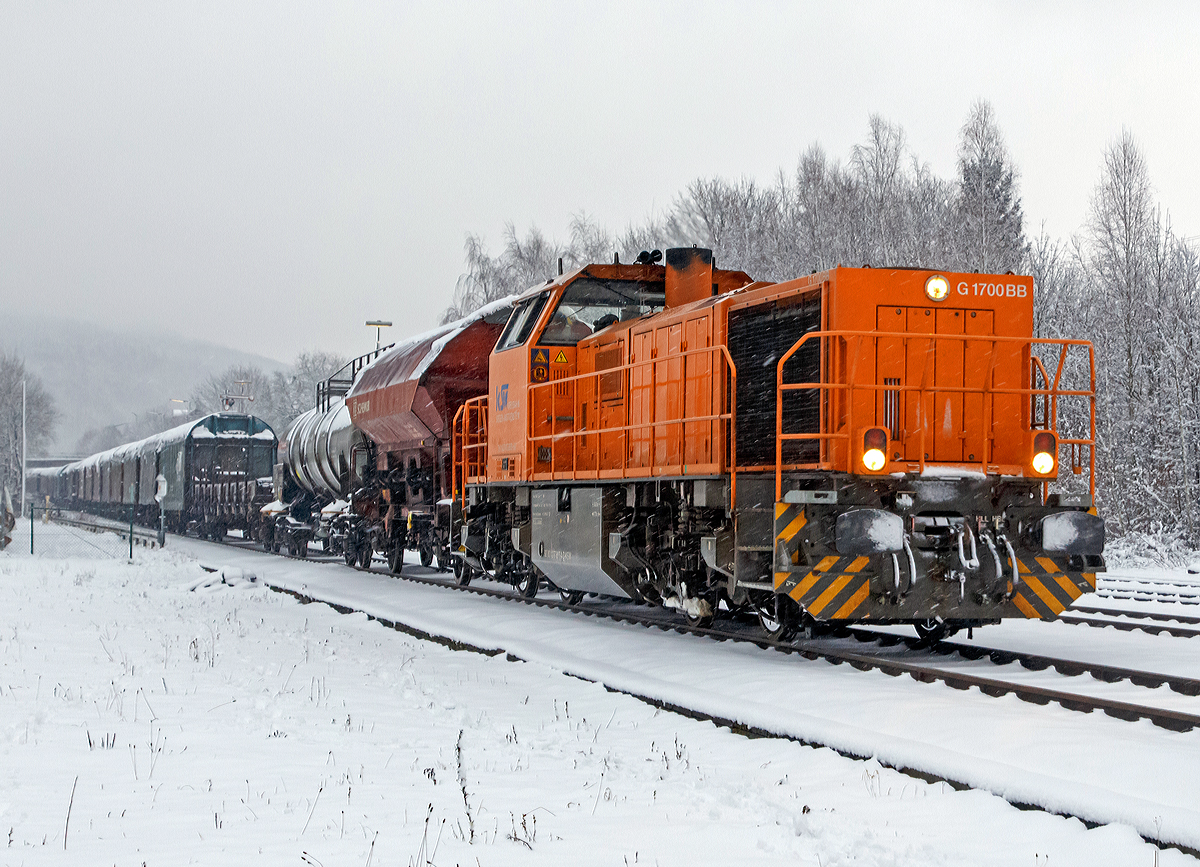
271 298 516 567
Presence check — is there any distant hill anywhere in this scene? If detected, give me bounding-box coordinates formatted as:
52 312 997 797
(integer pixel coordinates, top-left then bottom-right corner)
0 312 285 453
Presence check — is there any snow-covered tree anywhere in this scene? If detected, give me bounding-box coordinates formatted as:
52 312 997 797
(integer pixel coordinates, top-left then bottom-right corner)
0 352 58 501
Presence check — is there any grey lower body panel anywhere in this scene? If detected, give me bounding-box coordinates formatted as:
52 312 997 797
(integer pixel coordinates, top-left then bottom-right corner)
531 487 630 598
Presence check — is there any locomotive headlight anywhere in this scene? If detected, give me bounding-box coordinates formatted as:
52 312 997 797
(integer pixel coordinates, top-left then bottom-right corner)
861 427 889 472
925 274 950 302
1031 431 1057 475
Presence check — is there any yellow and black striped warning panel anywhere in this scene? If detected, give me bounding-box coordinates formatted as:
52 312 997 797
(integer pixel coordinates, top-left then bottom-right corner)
1010 554 1095 619
774 553 872 620
774 501 808 559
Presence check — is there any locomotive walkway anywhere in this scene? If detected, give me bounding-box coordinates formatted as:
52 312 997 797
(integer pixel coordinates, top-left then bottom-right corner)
167 534 1200 855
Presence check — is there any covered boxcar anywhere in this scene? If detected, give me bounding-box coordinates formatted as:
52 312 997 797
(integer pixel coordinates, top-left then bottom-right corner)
50 413 276 539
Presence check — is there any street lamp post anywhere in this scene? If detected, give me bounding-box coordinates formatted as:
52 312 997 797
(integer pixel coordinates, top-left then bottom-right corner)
366 320 392 353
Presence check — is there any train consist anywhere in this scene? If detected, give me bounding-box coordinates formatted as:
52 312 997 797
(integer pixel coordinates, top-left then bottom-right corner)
29 247 1105 640
26 413 277 539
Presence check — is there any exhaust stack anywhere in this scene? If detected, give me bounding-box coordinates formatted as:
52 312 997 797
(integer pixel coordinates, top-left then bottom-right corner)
665 247 715 308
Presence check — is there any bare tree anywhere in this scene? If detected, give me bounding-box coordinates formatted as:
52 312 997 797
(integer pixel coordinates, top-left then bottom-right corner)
0 352 58 500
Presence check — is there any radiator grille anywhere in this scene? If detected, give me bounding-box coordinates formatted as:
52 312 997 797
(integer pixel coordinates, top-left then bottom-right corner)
728 295 822 466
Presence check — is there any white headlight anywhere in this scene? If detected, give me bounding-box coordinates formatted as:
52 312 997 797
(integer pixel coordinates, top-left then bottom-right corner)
1032 452 1055 474
863 448 886 472
925 275 950 302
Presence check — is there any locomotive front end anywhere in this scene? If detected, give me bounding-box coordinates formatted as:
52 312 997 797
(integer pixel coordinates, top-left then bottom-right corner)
763 268 1103 636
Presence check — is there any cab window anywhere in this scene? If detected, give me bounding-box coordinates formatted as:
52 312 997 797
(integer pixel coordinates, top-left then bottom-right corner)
538 278 665 346
496 292 550 351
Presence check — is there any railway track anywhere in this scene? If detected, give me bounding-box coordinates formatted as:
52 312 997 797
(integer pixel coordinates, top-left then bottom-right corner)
1097 574 1200 605
1056 604 1200 639
193 533 1200 735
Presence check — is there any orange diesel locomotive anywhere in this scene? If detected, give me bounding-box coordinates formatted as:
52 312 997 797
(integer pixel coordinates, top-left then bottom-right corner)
452 248 1103 640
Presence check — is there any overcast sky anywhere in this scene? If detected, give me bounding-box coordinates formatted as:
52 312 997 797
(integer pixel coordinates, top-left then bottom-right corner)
3 1 1198 363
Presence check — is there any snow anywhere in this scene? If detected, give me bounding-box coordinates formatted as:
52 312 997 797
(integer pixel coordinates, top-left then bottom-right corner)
1042 513 1080 550
353 293 523 388
918 466 989 479
1 539 1196 864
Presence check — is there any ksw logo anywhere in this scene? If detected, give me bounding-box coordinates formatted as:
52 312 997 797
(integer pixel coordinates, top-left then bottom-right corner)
497 383 508 411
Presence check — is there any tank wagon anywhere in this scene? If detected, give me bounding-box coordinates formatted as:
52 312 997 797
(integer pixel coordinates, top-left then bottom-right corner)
451 249 1105 639
272 299 515 570
33 413 276 540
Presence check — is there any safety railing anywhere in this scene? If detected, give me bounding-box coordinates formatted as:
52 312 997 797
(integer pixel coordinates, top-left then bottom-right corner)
316 343 395 412
451 396 490 501
450 345 739 511
526 344 739 510
774 330 1097 501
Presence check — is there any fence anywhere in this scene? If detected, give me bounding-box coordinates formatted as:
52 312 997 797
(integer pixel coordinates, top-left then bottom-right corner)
14 506 165 560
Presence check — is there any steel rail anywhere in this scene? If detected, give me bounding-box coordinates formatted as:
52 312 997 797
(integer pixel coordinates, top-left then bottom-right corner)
1070 603 1200 626
846 629 1200 696
1056 612 1200 639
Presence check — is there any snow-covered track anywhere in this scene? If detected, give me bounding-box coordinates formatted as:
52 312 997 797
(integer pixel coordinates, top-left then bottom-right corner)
1097 574 1200 605
199 535 1200 734
1057 607 1200 639
848 629 1200 695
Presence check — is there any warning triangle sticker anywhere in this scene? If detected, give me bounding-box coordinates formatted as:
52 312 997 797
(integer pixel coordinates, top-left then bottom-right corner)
554 351 568 364
533 349 548 364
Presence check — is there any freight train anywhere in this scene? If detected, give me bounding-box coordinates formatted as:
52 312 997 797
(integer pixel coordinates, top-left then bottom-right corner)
27 248 1104 641
25 413 277 540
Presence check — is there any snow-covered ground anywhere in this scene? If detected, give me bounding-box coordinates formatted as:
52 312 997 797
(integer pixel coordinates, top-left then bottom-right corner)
1 532 1195 865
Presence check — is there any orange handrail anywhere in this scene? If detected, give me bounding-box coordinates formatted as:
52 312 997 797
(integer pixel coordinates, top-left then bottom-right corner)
774 330 1098 501
525 343 739 511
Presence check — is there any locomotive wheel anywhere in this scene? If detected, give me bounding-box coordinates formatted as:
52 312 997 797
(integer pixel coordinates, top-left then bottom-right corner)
452 555 472 586
559 588 584 606
515 567 539 598
344 544 358 567
756 594 797 641
388 545 404 574
358 545 372 570
419 544 434 568
914 619 948 644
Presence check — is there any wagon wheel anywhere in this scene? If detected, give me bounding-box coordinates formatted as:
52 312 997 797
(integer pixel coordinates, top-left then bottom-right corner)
387 544 404 574
358 545 372 570
419 542 434 568
296 540 308 559
344 544 357 567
